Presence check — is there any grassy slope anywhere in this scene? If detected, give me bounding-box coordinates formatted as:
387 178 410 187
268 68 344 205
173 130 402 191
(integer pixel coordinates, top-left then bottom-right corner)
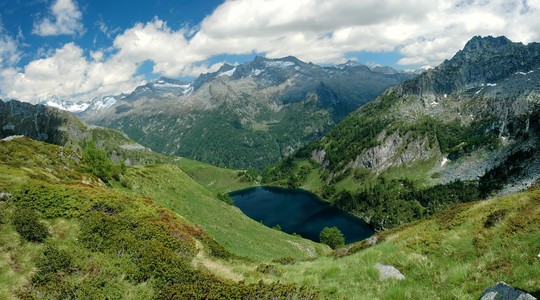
0 137 325 298
260 189 540 299
174 157 255 194
3 137 539 299
119 163 327 261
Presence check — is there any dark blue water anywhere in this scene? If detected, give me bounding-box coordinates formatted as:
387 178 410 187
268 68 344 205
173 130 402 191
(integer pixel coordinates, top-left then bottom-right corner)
229 186 374 244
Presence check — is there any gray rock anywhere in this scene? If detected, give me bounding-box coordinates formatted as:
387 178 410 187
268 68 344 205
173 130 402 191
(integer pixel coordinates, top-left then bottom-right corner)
481 282 537 300
375 263 405 281
0 192 12 202
366 235 378 245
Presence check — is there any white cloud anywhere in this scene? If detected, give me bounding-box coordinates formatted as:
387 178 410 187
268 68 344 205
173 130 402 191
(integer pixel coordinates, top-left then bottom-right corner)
0 43 142 102
189 0 540 67
33 0 85 36
0 30 20 67
4 0 540 103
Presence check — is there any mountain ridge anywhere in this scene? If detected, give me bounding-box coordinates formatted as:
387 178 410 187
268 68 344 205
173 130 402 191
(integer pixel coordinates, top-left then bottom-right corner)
75 55 416 169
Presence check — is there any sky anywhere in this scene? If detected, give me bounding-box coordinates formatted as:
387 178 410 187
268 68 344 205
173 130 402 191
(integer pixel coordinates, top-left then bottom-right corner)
0 0 539 103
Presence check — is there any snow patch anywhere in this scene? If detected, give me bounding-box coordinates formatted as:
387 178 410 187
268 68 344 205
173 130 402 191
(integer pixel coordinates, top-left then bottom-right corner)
2 135 24 141
218 67 236 77
94 97 116 110
183 86 194 94
45 100 90 113
441 157 449 167
250 69 262 76
487 83 497 87
265 61 295 68
475 88 483 95
154 81 186 88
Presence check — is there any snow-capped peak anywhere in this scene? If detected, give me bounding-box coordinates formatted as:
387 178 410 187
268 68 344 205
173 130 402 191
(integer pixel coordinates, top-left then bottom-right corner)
218 67 236 77
38 95 90 113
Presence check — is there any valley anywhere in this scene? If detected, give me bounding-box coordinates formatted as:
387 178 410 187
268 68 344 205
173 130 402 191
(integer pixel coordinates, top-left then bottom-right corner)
1 34 540 299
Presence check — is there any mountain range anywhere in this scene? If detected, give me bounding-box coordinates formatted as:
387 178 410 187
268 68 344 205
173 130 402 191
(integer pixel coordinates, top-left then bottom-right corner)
35 57 415 169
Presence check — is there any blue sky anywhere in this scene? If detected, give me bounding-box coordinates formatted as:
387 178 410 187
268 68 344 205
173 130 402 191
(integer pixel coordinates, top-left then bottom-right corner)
0 0 538 102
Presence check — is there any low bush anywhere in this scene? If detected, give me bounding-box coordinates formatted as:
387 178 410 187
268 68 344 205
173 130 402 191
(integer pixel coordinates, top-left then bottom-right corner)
12 207 49 242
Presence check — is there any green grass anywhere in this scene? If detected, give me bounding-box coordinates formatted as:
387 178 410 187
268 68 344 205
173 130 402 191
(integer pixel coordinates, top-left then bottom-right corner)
120 163 329 261
0 137 325 299
271 189 540 299
2 137 539 299
174 157 255 194
381 156 439 187
0 208 43 298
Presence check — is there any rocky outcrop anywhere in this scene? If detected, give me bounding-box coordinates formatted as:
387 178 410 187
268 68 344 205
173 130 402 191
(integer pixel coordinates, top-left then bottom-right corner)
349 130 436 173
375 263 405 281
481 282 537 300
311 149 330 169
404 36 540 96
0 99 75 145
0 192 12 204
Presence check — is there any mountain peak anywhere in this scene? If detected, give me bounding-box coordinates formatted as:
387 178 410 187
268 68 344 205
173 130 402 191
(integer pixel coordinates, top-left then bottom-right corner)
462 35 513 53
407 35 540 95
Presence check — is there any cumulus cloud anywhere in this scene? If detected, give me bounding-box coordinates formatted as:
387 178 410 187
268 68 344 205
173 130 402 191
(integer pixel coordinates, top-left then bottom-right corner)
5 0 540 103
0 43 142 102
0 29 20 67
190 0 540 66
33 0 85 36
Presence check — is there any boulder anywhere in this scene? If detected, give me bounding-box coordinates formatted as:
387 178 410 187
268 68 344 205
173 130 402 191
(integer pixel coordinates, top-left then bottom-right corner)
481 282 536 300
375 262 405 281
0 192 12 202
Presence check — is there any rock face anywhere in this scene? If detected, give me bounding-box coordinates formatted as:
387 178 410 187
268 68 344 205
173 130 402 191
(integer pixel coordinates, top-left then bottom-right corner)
0 99 76 145
0 192 12 203
350 130 437 173
481 282 537 300
375 263 405 281
404 35 540 96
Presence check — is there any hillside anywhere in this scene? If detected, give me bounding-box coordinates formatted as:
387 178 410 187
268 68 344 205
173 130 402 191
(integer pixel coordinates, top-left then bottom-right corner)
79 56 415 169
2 137 538 299
0 137 326 298
265 186 540 299
0 99 168 165
264 36 540 229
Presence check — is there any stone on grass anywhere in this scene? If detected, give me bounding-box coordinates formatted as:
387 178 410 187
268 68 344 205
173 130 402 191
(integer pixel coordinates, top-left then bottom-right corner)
481 282 536 300
375 263 405 281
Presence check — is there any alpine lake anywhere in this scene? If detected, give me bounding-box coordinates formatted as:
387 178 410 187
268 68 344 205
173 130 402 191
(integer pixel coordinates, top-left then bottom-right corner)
229 186 374 244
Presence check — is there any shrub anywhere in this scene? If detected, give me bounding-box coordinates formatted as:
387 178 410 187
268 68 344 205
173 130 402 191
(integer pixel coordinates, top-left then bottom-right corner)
35 244 73 275
216 193 234 205
12 207 49 242
484 209 508 228
272 257 296 265
319 226 345 249
256 264 283 276
83 141 114 183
